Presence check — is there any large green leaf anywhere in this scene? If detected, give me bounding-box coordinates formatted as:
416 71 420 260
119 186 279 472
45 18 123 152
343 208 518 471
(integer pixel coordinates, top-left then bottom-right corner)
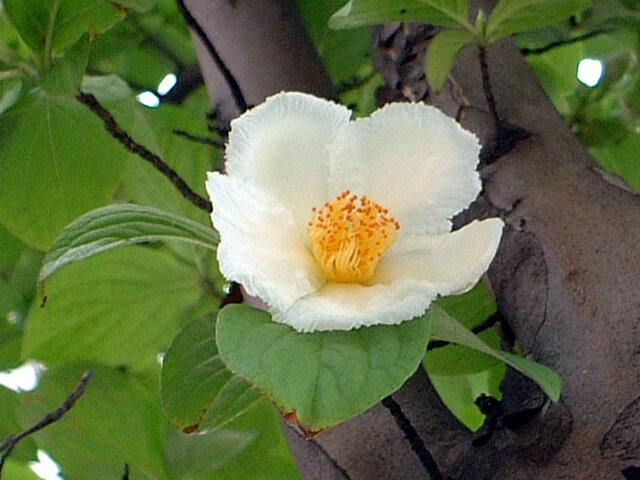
216 304 431 430
428 304 562 401
427 28 475 92
2 0 125 58
161 316 261 433
329 0 471 30
18 362 169 480
0 89 126 250
38 203 218 290
39 34 89 94
24 246 204 371
163 424 256 478
205 399 301 480
486 0 591 43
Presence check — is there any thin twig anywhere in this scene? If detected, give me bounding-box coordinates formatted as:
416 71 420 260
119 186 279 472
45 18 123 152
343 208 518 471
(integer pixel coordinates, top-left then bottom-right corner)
382 396 444 480
176 0 248 113
520 29 610 56
76 92 213 213
0 371 93 473
173 129 224 148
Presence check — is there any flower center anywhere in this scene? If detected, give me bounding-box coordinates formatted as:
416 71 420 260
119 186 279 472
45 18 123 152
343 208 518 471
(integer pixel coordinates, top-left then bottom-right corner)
308 190 400 283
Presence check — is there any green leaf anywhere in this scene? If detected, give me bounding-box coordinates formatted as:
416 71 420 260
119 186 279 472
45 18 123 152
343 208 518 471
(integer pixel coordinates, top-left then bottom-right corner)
3 0 125 58
426 328 504 376
428 362 506 431
81 75 218 226
590 132 640 194
115 0 160 13
329 0 471 30
40 34 89 94
427 28 474 92
18 362 169 479
486 0 591 43
0 240 42 370
216 304 431 430
296 0 373 86
164 426 256 478
0 89 126 250
38 203 218 290
0 460 41 480
24 246 204 371
428 304 562 401
426 283 505 430
435 281 497 329
0 77 22 117
204 399 301 480
161 316 261 433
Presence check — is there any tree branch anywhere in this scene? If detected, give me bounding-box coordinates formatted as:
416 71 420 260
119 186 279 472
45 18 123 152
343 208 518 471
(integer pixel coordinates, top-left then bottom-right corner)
0 371 92 473
76 92 213 213
520 29 610 56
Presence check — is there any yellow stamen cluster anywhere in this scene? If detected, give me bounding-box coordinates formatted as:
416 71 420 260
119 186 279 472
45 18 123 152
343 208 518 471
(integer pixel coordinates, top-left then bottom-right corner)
308 190 400 283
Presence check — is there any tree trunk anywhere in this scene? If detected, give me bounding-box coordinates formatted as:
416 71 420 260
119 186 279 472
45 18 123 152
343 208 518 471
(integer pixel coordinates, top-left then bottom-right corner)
185 1 640 478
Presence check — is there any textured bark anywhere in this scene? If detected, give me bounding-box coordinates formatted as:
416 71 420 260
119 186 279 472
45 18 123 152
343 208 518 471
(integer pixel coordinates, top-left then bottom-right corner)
187 1 640 478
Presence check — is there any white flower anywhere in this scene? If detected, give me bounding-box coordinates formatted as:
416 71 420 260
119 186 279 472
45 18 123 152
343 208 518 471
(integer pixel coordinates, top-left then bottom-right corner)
206 92 503 332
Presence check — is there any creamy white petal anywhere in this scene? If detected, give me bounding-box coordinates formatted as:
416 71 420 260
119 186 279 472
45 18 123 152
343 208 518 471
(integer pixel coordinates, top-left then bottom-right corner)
373 218 504 295
206 172 325 313
225 92 352 237
274 280 438 332
329 103 481 234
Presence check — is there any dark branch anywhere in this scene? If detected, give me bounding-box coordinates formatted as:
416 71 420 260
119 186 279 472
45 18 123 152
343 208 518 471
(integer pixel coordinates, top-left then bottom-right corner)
520 29 610 56
176 0 248 113
173 129 224 148
382 396 444 480
76 92 213 213
0 371 92 473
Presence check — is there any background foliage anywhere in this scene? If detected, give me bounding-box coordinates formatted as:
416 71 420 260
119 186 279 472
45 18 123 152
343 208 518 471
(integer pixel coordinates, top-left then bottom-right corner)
0 0 638 478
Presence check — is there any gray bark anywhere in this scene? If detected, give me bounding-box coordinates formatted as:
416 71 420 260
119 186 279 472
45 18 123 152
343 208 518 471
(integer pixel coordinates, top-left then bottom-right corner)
186 1 640 478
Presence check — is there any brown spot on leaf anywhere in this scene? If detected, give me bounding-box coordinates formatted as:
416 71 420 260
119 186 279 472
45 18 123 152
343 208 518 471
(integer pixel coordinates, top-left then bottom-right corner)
182 424 199 434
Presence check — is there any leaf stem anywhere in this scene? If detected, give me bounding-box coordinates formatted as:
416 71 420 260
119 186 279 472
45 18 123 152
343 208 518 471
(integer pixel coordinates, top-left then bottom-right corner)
43 0 62 70
0 371 92 474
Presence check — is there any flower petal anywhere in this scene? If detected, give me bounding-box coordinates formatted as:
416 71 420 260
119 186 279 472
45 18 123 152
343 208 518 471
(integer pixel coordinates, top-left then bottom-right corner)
225 92 351 237
373 218 504 295
329 103 481 234
275 281 437 332
206 172 325 313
